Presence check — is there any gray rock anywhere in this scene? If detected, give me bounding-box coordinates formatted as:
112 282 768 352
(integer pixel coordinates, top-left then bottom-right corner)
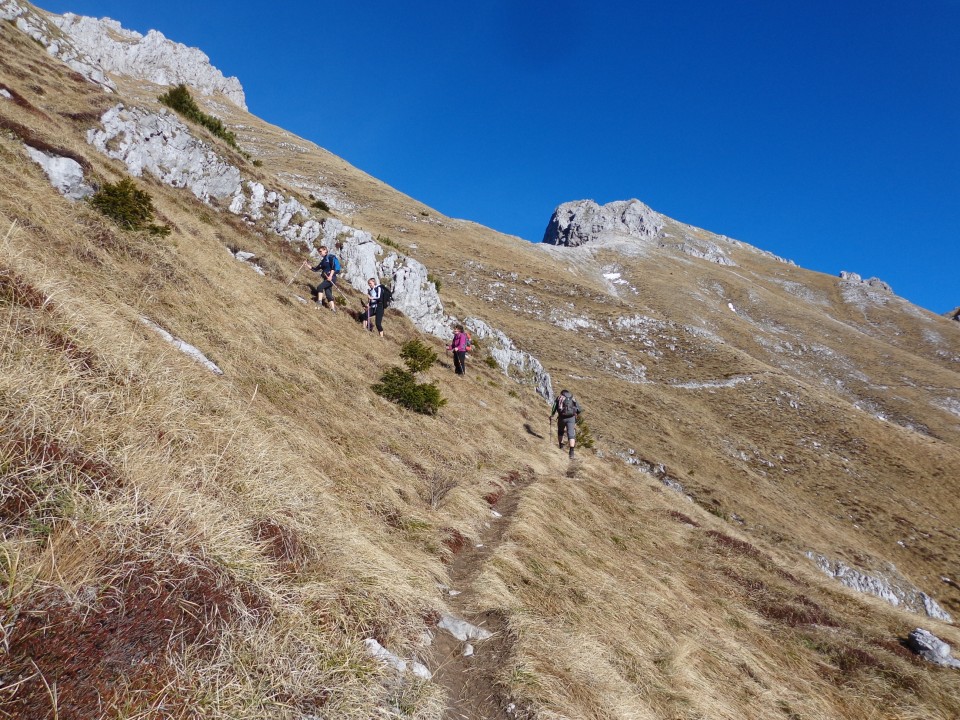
839 271 862 282
363 638 432 680
464 317 554 401
839 271 892 293
51 13 246 109
807 552 952 621
88 104 241 202
948 306 960 322
542 199 664 247
907 628 960 668
24 145 93 200
438 613 493 642
140 318 223 375
1 0 115 91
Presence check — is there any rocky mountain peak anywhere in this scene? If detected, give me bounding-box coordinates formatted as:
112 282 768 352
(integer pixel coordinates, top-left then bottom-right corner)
49 12 246 109
541 198 664 247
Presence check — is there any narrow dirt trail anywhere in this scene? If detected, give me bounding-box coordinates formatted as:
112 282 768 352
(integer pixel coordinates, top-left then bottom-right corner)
430 468 538 720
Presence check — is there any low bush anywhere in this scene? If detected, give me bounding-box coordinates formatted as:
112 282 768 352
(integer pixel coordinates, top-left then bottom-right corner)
372 367 446 416
311 199 330 212
158 84 239 151
575 414 595 449
89 178 170 236
427 273 442 293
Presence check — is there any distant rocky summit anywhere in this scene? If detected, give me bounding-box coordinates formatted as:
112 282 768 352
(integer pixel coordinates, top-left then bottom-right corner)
541 199 664 247
50 13 247 109
948 306 960 322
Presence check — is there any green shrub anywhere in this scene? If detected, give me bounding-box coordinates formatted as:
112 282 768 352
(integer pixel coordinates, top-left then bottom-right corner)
158 84 239 150
372 366 446 416
575 414 595 450
377 234 401 250
399 339 438 374
311 199 330 212
252 159 263 167
89 178 170 235
427 273 442 293
484 354 498 369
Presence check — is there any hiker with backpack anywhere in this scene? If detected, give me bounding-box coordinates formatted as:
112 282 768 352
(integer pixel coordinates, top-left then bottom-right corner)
310 245 341 312
365 277 391 337
550 389 581 459
447 324 470 376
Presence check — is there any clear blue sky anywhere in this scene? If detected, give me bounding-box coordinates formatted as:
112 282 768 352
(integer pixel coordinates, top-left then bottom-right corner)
43 1 959 313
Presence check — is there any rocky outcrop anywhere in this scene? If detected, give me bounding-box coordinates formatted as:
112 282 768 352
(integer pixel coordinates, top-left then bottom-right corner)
50 13 247 109
25 145 93 200
947 306 960 322
839 271 893 293
807 552 952 621
1 0 115 90
88 104 241 202
463 317 553 401
542 199 663 247
907 629 960 668
229 181 323 247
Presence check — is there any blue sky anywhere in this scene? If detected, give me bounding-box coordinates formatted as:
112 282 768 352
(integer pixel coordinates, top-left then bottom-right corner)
42 1 959 313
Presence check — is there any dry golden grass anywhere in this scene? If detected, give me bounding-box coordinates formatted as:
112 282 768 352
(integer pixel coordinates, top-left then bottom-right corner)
2 14 959 719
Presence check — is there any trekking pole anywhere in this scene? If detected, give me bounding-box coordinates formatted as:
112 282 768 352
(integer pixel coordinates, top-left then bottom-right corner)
287 261 308 286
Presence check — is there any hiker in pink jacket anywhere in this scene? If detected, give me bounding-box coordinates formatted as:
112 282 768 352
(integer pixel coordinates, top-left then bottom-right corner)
447 324 469 376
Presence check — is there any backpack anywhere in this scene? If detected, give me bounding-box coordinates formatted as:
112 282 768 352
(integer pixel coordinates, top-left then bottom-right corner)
379 284 393 308
464 331 473 352
558 392 579 418
330 255 341 273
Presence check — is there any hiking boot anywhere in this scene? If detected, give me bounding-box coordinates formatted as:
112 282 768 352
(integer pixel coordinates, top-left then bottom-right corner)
558 441 564 449
569 447 575 459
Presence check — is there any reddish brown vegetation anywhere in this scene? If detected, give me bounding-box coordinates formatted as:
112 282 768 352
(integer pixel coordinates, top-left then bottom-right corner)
0 116 89 168
0 558 242 718
0 265 51 311
442 527 469 558
667 510 701 527
723 569 838 628
253 518 308 574
706 530 766 562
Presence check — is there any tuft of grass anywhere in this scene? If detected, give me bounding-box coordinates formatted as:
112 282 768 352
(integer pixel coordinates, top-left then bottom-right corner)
158 84 240 151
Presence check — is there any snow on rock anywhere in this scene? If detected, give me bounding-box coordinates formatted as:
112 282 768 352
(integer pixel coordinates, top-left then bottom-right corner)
907 629 960 669
807 552 952 621
1 0 115 91
542 199 664 247
50 13 247 109
88 104 241 202
140 318 223 375
24 145 93 200
363 638 432 680
438 614 493 642
464 317 554 401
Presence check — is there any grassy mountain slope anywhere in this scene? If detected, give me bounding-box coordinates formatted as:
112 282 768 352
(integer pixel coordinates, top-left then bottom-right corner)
2 10 960 719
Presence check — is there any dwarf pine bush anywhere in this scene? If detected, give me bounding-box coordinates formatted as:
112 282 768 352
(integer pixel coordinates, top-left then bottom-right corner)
158 84 240 151
89 178 170 236
575 414 595 449
372 367 446 416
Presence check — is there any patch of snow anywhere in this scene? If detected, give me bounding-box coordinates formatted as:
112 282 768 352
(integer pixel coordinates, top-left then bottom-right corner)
363 638 432 680
438 614 493 642
140 317 223 375
669 375 752 390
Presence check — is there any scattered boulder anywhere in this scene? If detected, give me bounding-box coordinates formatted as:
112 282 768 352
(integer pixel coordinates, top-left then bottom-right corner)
51 13 247 109
906 628 960 668
25 145 93 200
542 199 664 247
88 104 241 202
438 613 493 642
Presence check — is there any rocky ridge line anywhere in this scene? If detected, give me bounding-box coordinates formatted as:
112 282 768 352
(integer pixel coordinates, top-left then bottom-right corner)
50 12 247 109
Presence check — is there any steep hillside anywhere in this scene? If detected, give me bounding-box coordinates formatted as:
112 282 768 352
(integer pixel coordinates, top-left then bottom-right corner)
2 4 960 719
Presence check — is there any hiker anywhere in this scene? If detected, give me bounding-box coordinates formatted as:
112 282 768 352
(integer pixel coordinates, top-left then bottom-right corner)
550 389 581 459
310 245 340 312
365 277 388 337
447 324 469 376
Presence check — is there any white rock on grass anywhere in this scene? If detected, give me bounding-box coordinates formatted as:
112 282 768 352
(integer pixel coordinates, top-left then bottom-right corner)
88 104 241 202
438 613 493 642
24 146 93 200
907 628 960 668
50 13 246 109
807 552 952 621
363 638 432 680
140 318 223 375
0 89 12 99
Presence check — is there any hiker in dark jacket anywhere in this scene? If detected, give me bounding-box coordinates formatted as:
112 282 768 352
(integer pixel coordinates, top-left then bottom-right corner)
365 277 385 337
310 245 339 312
447 324 468 376
550 389 581 459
